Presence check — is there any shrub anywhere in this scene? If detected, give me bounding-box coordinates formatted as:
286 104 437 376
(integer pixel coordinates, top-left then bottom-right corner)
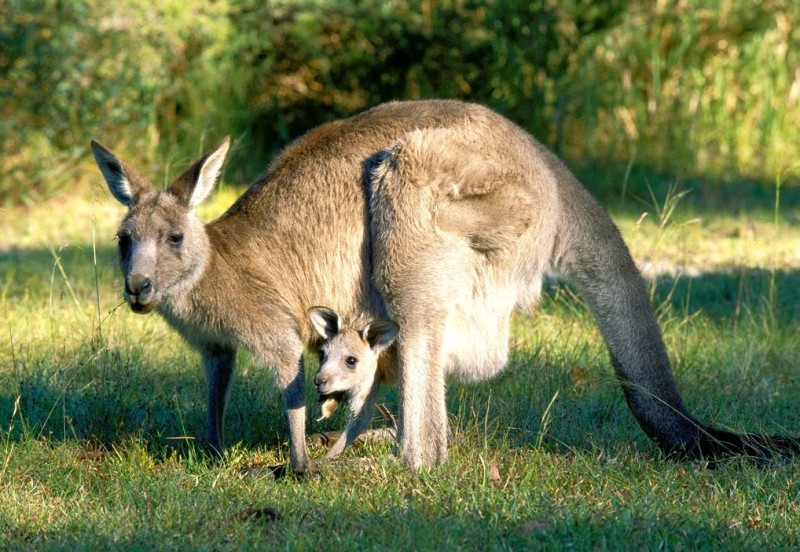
0 0 230 205
1 0 798 205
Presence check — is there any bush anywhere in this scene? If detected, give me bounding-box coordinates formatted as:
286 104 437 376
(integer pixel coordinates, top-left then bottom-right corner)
217 0 626 177
1 0 798 205
566 0 800 188
0 0 230 205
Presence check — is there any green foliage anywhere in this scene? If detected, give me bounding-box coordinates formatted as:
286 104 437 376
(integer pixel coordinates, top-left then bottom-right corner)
218 0 628 176
569 0 800 189
0 0 230 204
2 0 799 204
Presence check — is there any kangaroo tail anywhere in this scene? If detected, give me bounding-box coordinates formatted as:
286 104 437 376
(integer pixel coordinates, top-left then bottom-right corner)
550 164 798 463
686 426 800 463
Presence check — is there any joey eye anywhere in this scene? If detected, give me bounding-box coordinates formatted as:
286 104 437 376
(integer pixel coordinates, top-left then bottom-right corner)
345 356 358 367
168 233 184 246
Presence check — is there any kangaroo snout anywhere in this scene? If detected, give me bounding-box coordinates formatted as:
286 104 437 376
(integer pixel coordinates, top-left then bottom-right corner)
125 274 156 312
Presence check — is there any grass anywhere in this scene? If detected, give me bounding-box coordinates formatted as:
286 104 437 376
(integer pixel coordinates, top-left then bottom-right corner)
1 178 800 550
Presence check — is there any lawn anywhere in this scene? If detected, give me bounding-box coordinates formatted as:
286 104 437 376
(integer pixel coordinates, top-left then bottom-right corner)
1 178 799 550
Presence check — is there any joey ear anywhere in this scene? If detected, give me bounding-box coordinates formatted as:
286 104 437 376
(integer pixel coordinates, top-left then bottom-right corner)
91 140 152 206
362 319 399 353
169 136 230 208
308 306 342 340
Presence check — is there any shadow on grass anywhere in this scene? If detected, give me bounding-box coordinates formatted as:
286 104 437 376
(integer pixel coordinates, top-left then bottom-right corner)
2 243 799 464
577 163 800 219
1 497 796 549
0 349 292 460
648 267 800 324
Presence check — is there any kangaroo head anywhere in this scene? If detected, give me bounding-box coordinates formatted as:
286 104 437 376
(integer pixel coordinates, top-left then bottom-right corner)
308 307 399 419
90 138 230 314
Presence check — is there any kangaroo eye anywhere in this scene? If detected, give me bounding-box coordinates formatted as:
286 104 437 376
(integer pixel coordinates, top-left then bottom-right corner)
116 231 132 254
345 356 358 367
168 233 184 246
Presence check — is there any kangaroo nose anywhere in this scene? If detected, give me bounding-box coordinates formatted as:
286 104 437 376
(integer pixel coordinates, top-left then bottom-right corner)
126 274 153 297
314 373 328 388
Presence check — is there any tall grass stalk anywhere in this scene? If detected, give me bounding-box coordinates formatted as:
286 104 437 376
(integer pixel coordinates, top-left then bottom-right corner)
91 188 104 348
620 148 637 202
637 179 694 311
47 245 82 314
535 391 559 450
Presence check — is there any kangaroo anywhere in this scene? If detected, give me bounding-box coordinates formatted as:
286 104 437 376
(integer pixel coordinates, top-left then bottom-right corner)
308 306 398 458
92 99 798 473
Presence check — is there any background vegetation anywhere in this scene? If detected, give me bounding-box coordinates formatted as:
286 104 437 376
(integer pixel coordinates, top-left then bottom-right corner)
2 0 799 204
2 0 800 549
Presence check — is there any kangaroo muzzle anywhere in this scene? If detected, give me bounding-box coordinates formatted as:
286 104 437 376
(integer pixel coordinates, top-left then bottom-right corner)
125 273 157 313
122 240 160 313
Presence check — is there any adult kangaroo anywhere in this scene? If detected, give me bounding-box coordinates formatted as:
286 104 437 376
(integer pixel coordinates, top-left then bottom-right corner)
92 99 797 472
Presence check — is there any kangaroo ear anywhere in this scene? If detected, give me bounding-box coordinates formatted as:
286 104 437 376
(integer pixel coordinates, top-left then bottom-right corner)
169 136 230 208
362 319 399 353
308 306 342 340
91 140 152 206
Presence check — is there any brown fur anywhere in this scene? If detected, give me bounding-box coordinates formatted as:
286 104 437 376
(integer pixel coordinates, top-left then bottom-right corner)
92 100 798 472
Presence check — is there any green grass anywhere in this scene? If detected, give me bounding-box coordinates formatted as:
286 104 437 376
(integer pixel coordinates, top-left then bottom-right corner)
1 183 800 550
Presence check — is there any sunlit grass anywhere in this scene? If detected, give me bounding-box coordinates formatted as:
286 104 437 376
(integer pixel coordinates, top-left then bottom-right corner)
1 183 799 549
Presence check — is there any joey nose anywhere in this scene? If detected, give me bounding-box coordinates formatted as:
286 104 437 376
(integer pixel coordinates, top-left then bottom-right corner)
314 373 328 388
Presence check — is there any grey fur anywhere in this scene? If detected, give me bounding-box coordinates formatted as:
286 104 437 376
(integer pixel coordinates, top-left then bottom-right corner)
92 100 797 473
